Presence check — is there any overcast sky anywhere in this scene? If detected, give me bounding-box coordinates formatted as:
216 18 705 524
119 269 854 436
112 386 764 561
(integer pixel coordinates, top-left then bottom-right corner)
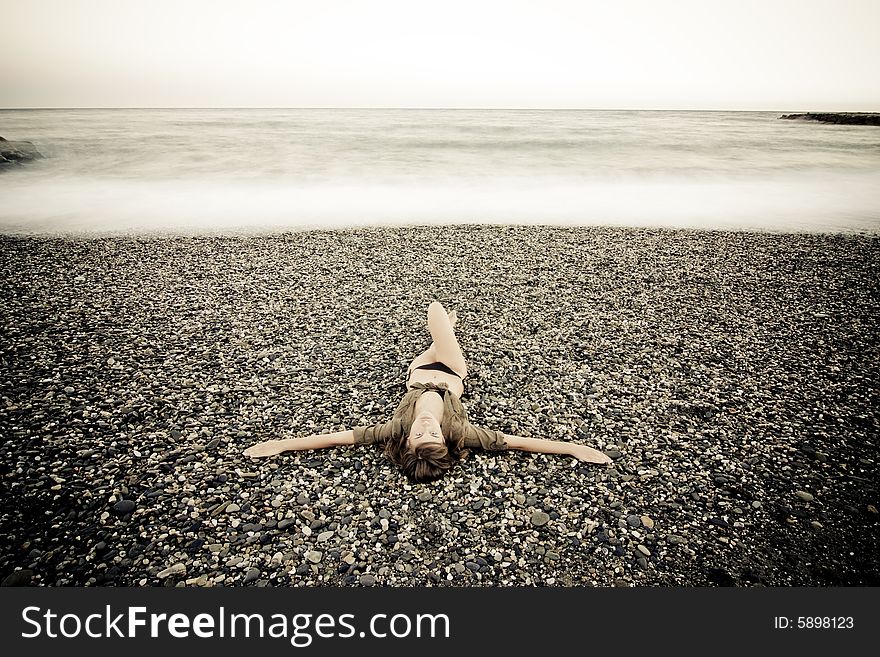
3 0 878 110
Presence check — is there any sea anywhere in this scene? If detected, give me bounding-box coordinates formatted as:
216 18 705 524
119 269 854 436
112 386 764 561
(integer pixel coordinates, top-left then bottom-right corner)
1 108 879 235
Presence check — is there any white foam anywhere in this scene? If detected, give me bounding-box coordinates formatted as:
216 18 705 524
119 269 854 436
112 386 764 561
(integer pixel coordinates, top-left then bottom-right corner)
1 172 878 235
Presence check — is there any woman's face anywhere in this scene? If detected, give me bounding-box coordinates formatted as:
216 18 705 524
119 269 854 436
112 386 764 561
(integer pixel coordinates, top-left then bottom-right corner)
407 412 444 450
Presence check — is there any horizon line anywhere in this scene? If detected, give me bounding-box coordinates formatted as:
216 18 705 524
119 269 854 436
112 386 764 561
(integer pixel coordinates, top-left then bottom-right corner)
2 106 876 113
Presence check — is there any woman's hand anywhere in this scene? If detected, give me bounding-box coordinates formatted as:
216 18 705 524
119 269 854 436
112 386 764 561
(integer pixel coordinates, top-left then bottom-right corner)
244 440 289 458
503 434 612 464
569 444 613 464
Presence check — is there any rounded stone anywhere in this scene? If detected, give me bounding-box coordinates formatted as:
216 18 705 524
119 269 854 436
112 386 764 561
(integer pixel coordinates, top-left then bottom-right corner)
1 570 33 587
113 500 136 514
530 511 550 527
157 563 186 579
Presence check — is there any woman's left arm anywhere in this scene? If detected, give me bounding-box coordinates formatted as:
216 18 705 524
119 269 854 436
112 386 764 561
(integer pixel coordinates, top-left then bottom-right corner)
502 434 612 464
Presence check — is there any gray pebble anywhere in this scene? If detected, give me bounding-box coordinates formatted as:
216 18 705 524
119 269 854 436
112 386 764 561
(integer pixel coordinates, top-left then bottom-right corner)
530 511 550 527
157 563 186 579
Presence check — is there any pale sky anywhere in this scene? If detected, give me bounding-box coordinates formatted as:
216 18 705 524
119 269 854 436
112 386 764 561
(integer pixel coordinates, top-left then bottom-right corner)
3 0 878 110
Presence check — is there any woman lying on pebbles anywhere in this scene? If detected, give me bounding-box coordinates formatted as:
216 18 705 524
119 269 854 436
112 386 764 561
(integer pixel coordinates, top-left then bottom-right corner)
244 301 611 482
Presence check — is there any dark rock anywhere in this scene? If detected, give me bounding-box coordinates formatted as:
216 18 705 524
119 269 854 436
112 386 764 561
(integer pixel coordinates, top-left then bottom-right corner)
100 549 118 562
779 112 880 126
113 500 136 515
707 567 736 586
2 570 33 586
0 137 42 165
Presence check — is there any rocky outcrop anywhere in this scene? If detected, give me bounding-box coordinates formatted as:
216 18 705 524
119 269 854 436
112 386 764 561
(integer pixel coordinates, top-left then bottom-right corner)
779 113 880 126
0 136 43 166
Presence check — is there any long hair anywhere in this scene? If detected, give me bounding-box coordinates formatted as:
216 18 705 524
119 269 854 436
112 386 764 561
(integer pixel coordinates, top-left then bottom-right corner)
383 414 469 483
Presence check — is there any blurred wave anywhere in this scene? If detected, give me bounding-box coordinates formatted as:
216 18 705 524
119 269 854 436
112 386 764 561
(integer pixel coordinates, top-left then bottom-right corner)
1 109 879 234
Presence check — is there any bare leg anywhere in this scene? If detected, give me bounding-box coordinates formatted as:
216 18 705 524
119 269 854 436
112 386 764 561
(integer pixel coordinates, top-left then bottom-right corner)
407 307 466 377
426 301 468 378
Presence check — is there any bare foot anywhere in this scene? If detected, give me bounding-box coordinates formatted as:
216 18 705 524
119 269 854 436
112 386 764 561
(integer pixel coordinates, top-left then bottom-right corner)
447 310 457 327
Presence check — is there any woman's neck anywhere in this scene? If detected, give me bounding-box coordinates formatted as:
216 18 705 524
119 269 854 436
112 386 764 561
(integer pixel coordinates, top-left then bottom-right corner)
414 389 445 421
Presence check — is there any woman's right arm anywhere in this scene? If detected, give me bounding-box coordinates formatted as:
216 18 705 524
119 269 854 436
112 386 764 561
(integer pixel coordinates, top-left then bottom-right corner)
244 430 355 458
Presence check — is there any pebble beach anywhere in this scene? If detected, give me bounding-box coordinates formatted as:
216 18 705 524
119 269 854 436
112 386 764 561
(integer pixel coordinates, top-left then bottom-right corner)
0 224 878 587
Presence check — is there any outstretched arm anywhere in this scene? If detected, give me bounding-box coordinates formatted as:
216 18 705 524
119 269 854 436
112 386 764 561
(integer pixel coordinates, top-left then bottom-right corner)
502 434 612 464
244 430 355 458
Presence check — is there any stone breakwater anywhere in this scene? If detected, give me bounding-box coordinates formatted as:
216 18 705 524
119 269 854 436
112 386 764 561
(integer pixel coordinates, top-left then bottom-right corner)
0 136 42 166
779 113 880 126
0 225 878 587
